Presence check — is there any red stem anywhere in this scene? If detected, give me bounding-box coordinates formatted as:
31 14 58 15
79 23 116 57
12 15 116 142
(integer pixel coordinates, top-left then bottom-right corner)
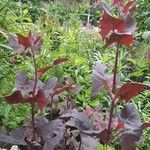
112 43 119 94
107 43 120 143
31 48 38 140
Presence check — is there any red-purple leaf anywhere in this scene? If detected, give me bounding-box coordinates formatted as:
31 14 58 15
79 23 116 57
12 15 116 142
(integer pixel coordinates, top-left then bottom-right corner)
34 89 47 111
115 83 149 102
8 30 43 54
113 0 123 6
0 127 28 148
4 90 28 104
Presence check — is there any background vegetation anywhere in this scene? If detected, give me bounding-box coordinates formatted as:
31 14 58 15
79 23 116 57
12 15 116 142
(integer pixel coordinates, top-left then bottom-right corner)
0 0 150 149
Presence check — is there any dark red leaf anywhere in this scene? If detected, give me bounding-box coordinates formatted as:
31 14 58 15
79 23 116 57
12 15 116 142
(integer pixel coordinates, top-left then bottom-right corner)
4 90 29 104
37 57 67 77
141 122 150 128
115 83 149 102
113 0 123 6
34 89 47 111
37 66 52 78
52 57 68 65
104 32 134 48
99 11 125 39
17 34 30 49
100 2 136 47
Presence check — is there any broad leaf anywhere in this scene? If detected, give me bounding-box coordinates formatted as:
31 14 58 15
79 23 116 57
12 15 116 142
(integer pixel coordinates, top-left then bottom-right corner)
16 71 43 96
119 103 149 150
100 2 136 47
104 32 134 48
5 89 47 111
99 11 125 39
92 61 113 96
8 30 43 54
43 119 66 150
61 108 94 131
34 89 47 111
115 82 150 102
16 33 30 50
0 126 28 148
80 134 99 150
8 35 25 53
4 90 28 104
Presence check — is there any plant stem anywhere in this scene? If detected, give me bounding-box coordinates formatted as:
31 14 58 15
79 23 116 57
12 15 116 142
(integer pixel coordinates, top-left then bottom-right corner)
31 48 38 140
107 43 120 143
112 43 119 94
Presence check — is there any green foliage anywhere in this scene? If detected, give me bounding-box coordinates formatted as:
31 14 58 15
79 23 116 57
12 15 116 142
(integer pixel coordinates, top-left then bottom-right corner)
0 0 150 149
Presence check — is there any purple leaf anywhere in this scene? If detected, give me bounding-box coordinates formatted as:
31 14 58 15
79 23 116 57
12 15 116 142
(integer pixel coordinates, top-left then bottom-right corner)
16 70 43 96
80 134 99 150
119 103 145 150
69 85 83 97
44 77 58 102
83 129 109 144
61 108 94 130
44 77 58 91
92 61 113 96
43 119 66 150
8 35 25 53
0 127 28 148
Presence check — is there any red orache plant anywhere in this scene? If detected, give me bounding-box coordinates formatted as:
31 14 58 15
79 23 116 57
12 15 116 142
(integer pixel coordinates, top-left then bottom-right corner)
90 0 150 149
5 30 68 141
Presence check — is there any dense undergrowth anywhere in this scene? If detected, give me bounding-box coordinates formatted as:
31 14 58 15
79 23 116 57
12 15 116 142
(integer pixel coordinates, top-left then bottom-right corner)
0 0 150 149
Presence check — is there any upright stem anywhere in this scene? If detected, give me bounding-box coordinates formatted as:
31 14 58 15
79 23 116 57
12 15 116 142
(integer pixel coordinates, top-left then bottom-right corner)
107 43 120 143
31 48 38 140
112 43 119 94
